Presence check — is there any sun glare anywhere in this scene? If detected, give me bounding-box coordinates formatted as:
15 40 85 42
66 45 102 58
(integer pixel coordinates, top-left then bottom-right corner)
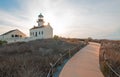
43 15 66 36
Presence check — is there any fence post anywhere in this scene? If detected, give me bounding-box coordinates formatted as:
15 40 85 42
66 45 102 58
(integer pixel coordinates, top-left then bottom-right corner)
69 49 71 58
59 54 63 64
59 53 62 57
50 63 54 77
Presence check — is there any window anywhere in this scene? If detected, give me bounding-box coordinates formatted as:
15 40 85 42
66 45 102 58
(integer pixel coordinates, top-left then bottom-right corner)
35 32 37 37
15 35 18 37
33 32 34 36
11 35 14 37
39 32 40 35
41 31 43 35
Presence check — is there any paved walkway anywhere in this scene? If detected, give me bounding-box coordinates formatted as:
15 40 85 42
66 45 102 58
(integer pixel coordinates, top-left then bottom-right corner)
59 42 104 77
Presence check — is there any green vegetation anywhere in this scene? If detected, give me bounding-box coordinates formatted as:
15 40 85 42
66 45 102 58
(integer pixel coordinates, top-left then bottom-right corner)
0 40 7 45
53 35 59 40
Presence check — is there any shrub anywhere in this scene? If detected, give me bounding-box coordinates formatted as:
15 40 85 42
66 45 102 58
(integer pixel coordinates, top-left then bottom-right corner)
53 35 59 40
0 38 86 77
0 40 7 45
99 40 120 77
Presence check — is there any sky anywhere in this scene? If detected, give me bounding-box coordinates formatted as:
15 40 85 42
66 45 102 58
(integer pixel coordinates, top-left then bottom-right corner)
0 0 120 39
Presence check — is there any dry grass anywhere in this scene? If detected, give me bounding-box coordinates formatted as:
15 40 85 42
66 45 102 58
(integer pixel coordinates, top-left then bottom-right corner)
0 38 86 77
99 40 120 77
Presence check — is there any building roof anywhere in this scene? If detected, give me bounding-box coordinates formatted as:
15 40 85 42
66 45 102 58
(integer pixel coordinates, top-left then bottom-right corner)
38 13 44 18
2 29 17 35
30 26 46 30
1 29 26 36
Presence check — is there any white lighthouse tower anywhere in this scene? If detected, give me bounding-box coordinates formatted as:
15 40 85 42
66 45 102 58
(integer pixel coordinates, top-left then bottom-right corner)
37 13 44 27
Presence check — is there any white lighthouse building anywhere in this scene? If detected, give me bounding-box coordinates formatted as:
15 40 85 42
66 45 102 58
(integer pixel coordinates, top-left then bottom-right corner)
30 13 53 39
0 13 53 43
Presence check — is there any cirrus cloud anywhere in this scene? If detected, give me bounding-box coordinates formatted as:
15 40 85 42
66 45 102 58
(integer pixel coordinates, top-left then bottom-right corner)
0 0 120 39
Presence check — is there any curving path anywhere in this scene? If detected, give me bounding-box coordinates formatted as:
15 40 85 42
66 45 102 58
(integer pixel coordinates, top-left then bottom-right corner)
59 42 104 77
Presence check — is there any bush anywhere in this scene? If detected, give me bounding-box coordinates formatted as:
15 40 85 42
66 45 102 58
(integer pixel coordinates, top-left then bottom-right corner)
99 40 120 77
0 40 7 45
0 38 86 77
53 35 59 40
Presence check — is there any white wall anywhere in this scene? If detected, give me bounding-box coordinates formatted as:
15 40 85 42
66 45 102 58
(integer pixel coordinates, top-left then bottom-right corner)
0 25 53 43
0 29 27 43
30 25 53 40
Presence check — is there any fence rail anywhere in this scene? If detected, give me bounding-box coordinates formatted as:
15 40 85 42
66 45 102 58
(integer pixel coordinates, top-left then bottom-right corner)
47 45 82 77
106 62 120 77
103 52 120 77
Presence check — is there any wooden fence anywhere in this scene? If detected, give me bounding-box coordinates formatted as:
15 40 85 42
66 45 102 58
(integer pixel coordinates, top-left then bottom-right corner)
47 44 85 77
103 51 120 77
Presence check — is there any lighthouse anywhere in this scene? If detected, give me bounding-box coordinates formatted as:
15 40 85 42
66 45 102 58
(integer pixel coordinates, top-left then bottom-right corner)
37 13 44 27
30 13 53 39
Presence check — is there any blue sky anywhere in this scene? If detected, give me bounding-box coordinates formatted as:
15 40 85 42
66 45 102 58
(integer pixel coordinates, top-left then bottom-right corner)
0 0 20 11
0 0 120 39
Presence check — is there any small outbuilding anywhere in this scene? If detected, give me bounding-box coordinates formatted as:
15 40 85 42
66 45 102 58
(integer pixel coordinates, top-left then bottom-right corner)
0 29 26 42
